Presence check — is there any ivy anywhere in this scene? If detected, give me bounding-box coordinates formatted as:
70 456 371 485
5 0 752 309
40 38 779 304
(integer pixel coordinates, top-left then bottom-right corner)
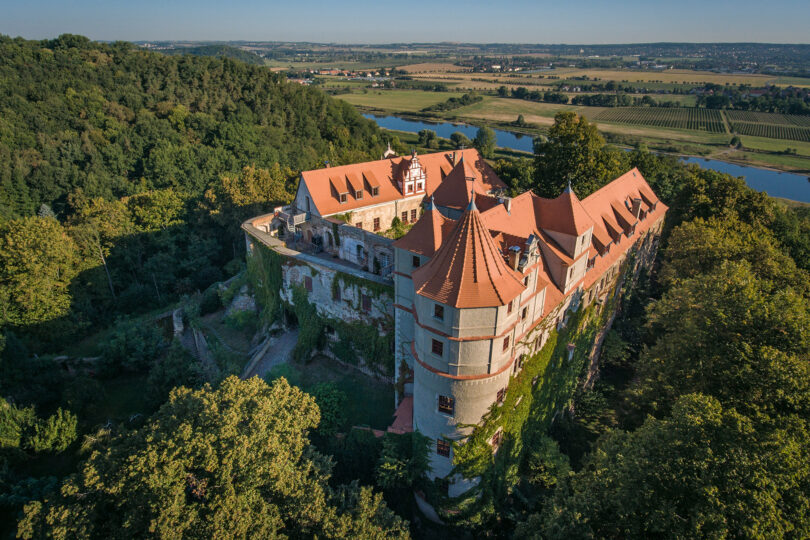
331 271 393 300
439 290 621 527
246 241 284 324
288 285 325 362
329 318 394 376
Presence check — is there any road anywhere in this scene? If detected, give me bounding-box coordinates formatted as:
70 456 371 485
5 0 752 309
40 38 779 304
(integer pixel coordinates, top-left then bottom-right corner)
241 329 299 379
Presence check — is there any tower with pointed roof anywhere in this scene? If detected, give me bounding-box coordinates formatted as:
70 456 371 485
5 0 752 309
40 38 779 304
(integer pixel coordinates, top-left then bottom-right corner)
390 167 666 496
244 146 668 499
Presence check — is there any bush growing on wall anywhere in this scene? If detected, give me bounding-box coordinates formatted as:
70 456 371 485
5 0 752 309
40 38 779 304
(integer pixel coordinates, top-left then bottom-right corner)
246 242 284 324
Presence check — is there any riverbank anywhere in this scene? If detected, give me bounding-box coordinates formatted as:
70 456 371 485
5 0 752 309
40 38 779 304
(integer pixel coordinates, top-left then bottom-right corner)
349 100 810 176
370 113 810 203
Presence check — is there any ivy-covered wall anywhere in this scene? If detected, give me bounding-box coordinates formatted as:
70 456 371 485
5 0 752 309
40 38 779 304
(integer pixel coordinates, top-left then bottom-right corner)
245 239 396 378
245 240 284 324
440 295 618 524
431 239 651 525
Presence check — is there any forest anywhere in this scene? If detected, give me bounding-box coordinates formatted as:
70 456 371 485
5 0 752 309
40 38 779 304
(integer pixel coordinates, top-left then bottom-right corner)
1 35 809 539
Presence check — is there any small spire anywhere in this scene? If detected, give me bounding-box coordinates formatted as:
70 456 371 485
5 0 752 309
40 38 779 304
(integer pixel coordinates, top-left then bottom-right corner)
466 187 477 211
564 178 574 194
426 195 436 211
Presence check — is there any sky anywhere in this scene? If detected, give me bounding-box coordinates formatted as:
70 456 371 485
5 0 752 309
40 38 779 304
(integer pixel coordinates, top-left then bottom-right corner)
1 0 808 44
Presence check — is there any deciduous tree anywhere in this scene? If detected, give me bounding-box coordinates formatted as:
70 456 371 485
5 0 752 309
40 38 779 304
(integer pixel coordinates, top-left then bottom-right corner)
533 111 627 198
18 377 409 539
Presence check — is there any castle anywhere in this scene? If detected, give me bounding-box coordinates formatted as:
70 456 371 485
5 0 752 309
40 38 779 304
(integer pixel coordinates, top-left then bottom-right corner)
243 147 666 496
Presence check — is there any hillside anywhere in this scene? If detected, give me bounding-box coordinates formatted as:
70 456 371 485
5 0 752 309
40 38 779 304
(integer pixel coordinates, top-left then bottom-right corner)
0 33 384 218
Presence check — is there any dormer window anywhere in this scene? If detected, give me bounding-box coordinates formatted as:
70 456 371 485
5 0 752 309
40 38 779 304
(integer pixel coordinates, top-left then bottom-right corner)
339 193 348 204
372 187 379 197
355 190 363 200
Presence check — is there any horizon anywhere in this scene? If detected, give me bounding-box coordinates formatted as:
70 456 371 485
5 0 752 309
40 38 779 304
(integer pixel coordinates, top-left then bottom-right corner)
2 0 809 44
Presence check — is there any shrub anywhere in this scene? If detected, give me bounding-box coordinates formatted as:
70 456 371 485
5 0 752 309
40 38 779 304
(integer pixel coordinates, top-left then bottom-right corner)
101 317 166 374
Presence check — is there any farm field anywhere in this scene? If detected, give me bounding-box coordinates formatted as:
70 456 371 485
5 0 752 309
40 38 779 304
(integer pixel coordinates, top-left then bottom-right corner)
338 89 810 172
398 62 470 73
593 107 726 133
738 135 810 156
405 66 790 86
337 90 454 112
726 110 810 142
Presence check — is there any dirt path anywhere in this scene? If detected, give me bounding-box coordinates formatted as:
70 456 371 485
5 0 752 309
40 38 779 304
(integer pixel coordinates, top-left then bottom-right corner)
242 329 299 379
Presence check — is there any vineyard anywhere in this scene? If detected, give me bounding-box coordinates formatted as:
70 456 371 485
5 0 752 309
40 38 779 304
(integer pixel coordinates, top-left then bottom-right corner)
593 107 726 133
725 110 810 142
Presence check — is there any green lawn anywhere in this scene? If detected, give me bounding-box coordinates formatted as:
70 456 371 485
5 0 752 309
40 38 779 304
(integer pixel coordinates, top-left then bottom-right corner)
336 90 460 112
739 135 810 156
266 355 395 431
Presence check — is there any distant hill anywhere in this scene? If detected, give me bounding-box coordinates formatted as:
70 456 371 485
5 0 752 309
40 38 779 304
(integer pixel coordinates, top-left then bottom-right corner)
158 44 266 65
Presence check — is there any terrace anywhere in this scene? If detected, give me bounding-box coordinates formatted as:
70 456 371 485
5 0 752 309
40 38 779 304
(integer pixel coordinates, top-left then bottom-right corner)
242 212 394 287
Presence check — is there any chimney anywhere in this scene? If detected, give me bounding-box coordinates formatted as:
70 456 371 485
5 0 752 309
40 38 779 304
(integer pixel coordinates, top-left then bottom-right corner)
505 197 512 215
631 197 642 218
452 151 457 166
508 246 521 270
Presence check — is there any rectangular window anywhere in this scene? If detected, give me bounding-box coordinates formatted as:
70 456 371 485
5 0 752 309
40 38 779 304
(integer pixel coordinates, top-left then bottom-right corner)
491 430 502 450
433 304 444 321
438 395 454 415
373 217 380 231
524 276 529 286
332 285 341 301
361 294 371 313
355 190 363 200
416 182 423 191
339 193 348 204
436 439 451 457
521 307 528 321
412 255 421 268
507 300 513 314
401 211 408 223
372 187 379 197
355 222 363 230
496 388 506 404
304 276 313 293
503 335 510 352
410 209 417 222
405 184 412 194
431 339 443 357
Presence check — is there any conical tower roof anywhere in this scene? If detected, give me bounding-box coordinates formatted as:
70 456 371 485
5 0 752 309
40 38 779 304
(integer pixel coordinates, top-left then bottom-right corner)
393 198 455 257
412 204 526 308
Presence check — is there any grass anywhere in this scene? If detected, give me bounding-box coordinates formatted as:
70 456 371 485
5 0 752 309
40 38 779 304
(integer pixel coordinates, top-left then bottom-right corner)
266 355 395 431
337 90 457 112
739 136 810 156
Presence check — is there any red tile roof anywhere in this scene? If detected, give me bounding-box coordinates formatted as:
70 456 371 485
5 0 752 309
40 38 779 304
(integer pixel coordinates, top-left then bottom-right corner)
580 168 667 255
299 148 504 217
392 200 456 257
535 186 594 236
429 155 503 210
412 202 526 308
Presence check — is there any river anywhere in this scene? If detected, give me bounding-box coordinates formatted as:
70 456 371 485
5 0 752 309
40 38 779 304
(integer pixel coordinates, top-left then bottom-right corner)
363 113 810 203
